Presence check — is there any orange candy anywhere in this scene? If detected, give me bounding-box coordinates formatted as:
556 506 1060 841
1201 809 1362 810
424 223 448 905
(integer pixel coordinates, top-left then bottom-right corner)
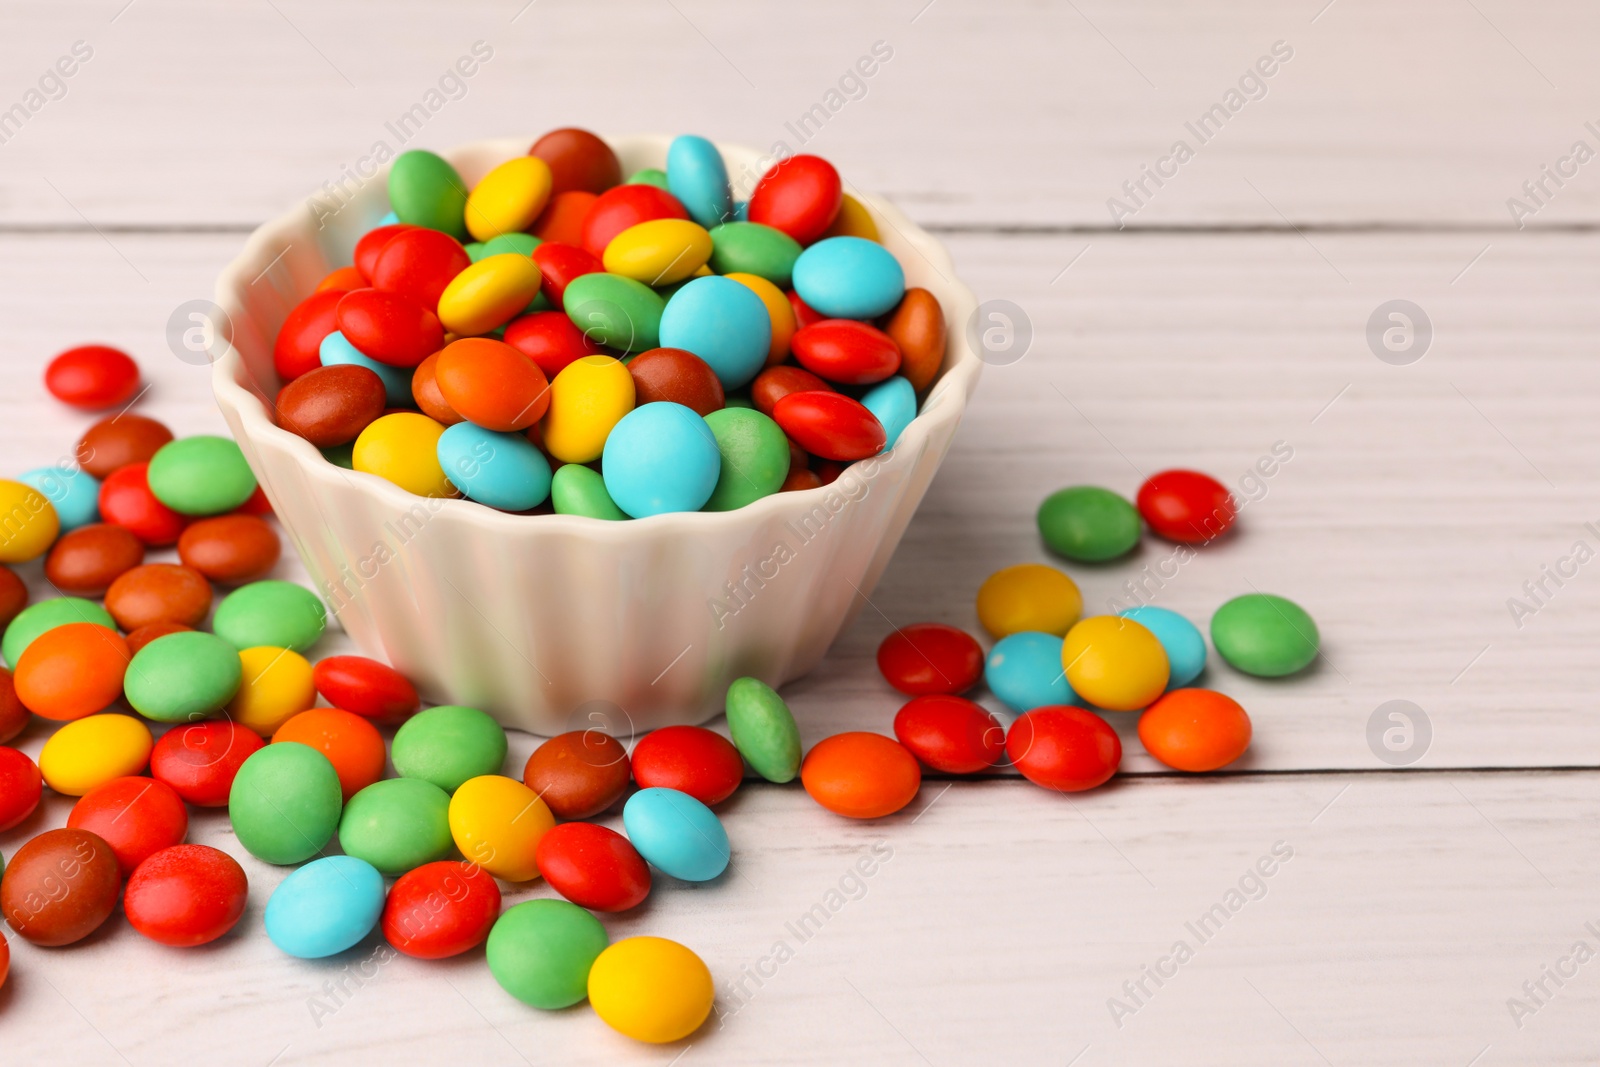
1137 688 1252 772
434 338 551 432
273 707 386 800
14 623 131 722
800 732 921 819
316 266 367 293
533 190 598 246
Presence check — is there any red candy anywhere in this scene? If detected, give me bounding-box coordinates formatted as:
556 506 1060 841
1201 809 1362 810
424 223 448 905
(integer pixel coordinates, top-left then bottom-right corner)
533 191 597 247
504 311 605 378
1136 469 1237 544
772 391 885 462
751 364 832 418
892 695 1005 774
749 155 843 245
45 345 141 410
629 725 744 807
791 320 902 385
273 289 346 381
531 241 605 310
1006 706 1121 792
124 844 249 947
149 721 266 806
354 223 417 280
787 289 825 329
876 623 984 696
581 184 689 257
335 288 444 368
311 655 420 722
0 746 42 831
370 228 472 311
382 860 502 959
99 461 186 545
67 776 189 877
535 822 652 913
0 667 29 744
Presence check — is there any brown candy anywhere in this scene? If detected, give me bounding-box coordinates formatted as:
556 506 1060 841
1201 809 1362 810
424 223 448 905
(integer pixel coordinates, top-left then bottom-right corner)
125 621 194 655
43 523 146 596
75 414 175 480
0 565 28 630
529 127 622 195
751 364 831 418
411 352 464 426
1 828 121 946
275 364 387 447
522 730 630 819
882 287 946 392
177 514 280 585
104 563 212 631
627 348 725 417
0 667 27 744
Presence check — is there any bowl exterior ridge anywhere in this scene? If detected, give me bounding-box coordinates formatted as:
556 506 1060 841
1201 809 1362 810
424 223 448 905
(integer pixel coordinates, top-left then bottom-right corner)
213 135 980 732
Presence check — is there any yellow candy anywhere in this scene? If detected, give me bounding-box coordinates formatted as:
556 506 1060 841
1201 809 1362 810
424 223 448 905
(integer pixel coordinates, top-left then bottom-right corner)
821 192 880 242
588 936 715 1044
542 355 635 464
1062 615 1169 711
976 563 1082 638
447 774 554 882
602 219 713 286
228 646 315 736
0 479 60 563
353 412 457 498
437 253 543 337
39 713 153 796
465 156 553 242
725 271 796 366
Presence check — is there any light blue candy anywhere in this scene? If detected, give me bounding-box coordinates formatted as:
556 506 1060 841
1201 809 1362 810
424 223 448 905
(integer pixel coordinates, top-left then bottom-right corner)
733 200 749 221
1118 605 1207 688
623 787 730 882
264 856 385 959
376 210 399 227
860 376 915 450
319 330 412 407
791 236 905 320
985 632 1082 713
658 276 771 389
601 403 721 518
666 135 732 229
19 466 100 531
437 423 552 512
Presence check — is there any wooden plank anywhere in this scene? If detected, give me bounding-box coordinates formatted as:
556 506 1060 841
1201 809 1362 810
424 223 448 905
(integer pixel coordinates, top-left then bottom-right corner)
3 771 1596 1064
0 0 1597 227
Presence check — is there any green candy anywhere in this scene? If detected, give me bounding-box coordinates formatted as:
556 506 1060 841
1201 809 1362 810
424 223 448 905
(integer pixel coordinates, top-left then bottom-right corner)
213 580 327 652
1037 486 1142 562
146 435 258 516
562 273 663 353
3 598 116 667
626 167 669 189
486 900 609 1010
702 408 789 511
338 778 454 876
321 441 355 469
725 677 801 783
388 150 469 239
479 232 541 259
464 241 485 262
1211 593 1320 677
392 705 507 792
550 464 628 521
229 742 343 865
124 631 243 723
708 221 803 288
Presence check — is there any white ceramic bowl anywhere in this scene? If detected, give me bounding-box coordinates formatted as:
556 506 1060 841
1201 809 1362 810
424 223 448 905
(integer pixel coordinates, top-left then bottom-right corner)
212 135 980 735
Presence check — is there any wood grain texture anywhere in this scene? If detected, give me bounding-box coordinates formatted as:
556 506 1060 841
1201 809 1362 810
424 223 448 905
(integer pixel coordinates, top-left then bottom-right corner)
0 1 1596 227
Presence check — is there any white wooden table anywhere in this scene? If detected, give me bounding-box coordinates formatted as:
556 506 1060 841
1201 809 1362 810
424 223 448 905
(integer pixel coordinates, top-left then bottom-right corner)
3 2 1599 1062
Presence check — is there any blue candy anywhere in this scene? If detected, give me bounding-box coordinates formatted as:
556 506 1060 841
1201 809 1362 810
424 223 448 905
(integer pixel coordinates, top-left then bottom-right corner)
860 376 916 450
437 422 552 512
666 135 732 229
1118 605 1207 688
19 466 100 531
375 210 399 227
791 236 905 320
733 199 749 221
985 631 1083 713
319 330 412 407
622 787 730 882
264 855 385 959
658 276 771 389
601 402 721 518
